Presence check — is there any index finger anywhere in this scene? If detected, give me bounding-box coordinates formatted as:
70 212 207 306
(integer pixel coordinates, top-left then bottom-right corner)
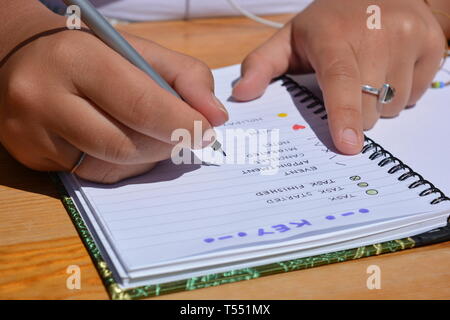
126 34 229 127
307 43 364 154
71 36 213 149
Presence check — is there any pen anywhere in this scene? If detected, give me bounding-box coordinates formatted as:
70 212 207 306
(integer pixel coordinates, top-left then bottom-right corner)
62 0 226 156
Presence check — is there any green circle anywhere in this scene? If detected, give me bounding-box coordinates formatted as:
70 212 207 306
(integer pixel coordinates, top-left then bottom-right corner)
358 182 369 188
366 189 379 195
350 175 361 181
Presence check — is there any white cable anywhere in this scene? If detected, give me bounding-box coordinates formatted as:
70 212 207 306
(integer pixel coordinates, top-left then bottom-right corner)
225 0 284 29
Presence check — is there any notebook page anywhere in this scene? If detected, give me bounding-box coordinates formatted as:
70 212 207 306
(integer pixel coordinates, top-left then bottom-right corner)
368 59 450 195
68 64 449 273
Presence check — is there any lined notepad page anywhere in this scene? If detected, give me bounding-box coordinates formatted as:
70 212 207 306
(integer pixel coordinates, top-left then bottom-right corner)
62 65 449 279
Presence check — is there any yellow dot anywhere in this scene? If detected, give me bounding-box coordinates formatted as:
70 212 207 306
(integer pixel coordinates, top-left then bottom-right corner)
278 113 288 118
366 189 378 195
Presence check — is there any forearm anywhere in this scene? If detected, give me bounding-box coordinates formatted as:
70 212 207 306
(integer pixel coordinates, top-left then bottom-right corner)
428 0 450 40
0 0 66 60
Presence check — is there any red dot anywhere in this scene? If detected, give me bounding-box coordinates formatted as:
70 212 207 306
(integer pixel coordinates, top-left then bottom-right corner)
292 124 306 130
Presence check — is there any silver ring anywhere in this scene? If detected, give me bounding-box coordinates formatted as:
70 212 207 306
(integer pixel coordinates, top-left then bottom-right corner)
361 83 396 104
70 152 86 173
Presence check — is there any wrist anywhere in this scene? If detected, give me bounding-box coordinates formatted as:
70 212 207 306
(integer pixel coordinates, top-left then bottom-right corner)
0 0 67 60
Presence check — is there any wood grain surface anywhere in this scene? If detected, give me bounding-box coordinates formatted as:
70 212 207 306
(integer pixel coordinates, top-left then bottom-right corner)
0 14 449 300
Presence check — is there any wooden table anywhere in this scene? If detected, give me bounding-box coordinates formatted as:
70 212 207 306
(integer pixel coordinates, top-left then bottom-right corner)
0 14 449 300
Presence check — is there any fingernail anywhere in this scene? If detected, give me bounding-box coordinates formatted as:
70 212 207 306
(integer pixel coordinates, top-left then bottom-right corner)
341 128 360 146
211 93 229 120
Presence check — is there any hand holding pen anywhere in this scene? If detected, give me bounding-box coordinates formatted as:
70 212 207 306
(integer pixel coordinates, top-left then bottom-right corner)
0 0 228 183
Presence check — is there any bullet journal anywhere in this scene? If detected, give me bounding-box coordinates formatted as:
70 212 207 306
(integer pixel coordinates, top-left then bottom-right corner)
56 64 450 299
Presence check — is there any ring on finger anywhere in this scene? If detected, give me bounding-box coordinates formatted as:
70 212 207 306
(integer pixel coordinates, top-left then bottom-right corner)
361 83 396 104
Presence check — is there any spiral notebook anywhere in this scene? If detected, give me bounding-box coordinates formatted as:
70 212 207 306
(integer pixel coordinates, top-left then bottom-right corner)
57 64 450 299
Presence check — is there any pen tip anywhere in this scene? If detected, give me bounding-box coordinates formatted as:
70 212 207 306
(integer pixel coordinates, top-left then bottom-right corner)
222 150 227 157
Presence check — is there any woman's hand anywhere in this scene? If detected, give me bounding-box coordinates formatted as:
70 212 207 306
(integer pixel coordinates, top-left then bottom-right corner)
0 7 228 183
233 0 447 154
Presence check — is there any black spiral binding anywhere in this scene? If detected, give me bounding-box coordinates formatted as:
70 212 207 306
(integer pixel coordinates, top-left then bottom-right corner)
279 76 450 206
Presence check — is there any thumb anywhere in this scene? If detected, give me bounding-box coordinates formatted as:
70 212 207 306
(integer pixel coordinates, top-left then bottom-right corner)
232 25 294 101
